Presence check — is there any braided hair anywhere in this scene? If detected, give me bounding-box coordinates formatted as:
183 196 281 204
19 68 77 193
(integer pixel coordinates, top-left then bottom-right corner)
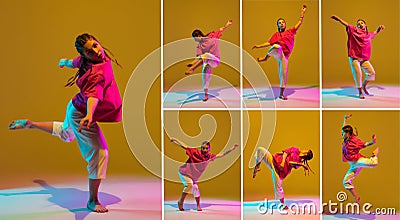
65 33 122 87
300 149 314 175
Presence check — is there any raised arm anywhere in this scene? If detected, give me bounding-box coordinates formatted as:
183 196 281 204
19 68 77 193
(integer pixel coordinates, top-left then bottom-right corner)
170 138 189 150
214 143 239 159
331 15 349 27
374 25 385 35
294 5 307 30
220 20 233 32
59 58 74 68
364 134 376 147
341 114 352 138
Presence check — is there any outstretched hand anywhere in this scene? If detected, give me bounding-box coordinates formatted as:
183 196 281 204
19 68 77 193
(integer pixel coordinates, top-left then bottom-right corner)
344 114 352 120
331 15 339 21
59 59 67 68
371 134 376 144
301 5 307 14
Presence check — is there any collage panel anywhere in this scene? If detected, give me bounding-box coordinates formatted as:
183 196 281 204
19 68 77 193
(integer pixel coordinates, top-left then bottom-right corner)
243 110 320 219
322 110 399 218
1 0 162 219
163 110 241 219
163 0 241 108
243 0 320 108
322 0 400 107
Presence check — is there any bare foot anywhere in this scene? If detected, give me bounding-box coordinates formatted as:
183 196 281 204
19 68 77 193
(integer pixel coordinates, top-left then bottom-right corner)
87 201 108 213
203 93 209 102
8 119 32 130
279 95 288 100
363 86 370 95
253 162 261 178
185 69 194 75
359 93 365 99
372 147 380 157
177 201 184 211
197 206 202 211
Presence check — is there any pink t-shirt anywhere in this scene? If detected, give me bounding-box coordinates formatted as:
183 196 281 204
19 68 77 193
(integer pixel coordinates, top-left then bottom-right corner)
196 29 223 58
268 27 297 58
179 147 216 181
342 135 366 162
347 24 376 60
71 56 122 122
272 147 301 179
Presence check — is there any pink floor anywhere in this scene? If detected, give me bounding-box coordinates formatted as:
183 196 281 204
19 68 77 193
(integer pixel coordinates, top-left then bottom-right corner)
0 176 161 220
243 196 320 220
322 84 400 108
164 198 241 220
243 85 320 108
163 87 241 109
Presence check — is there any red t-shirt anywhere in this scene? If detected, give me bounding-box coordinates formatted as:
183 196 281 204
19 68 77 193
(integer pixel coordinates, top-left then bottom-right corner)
179 147 216 181
342 135 366 162
268 27 297 58
346 24 376 60
196 29 223 58
71 56 122 122
272 147 301 179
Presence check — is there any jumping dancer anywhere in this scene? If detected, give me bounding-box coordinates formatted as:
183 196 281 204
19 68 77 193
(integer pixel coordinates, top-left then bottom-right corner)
8 33 122 213
341 114 379 203
252 5 307 100
170 138 238 211
331 15 385 99
185 20 233 101
252 146 313 209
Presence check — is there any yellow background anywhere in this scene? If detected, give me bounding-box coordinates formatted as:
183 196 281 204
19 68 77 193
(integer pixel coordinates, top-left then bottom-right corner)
0 0 161 189
323 111 399 211
243 0 320 87
322 0 399 87
244 111 320 201
163 0 240 91
164 111 241 200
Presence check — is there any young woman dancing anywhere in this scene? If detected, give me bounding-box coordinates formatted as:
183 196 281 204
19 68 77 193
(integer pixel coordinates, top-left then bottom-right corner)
8 33 122 213
184 20 233 101
341 114 379 203
252 146 313 209
252 5 307 100
331 15 385 99
170 138 238 211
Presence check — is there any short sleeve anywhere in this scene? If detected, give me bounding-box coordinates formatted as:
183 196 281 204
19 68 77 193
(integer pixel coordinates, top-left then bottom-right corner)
283 147 300 155
186 147 196 157
212 29 223 39
83 73 105 101
346 24 355 35
72 56 82 68
289 27 297 35
355 136 366 148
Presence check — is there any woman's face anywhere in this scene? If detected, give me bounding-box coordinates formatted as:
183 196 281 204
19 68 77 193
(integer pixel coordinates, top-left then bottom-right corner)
201 144 210 155
356 20 366 30
82 39 105 63
277 19 286 31
344 131 351 139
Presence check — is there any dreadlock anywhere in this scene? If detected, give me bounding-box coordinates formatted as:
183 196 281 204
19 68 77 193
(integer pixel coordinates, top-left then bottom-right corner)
65 33 122 87
301 149 314 176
